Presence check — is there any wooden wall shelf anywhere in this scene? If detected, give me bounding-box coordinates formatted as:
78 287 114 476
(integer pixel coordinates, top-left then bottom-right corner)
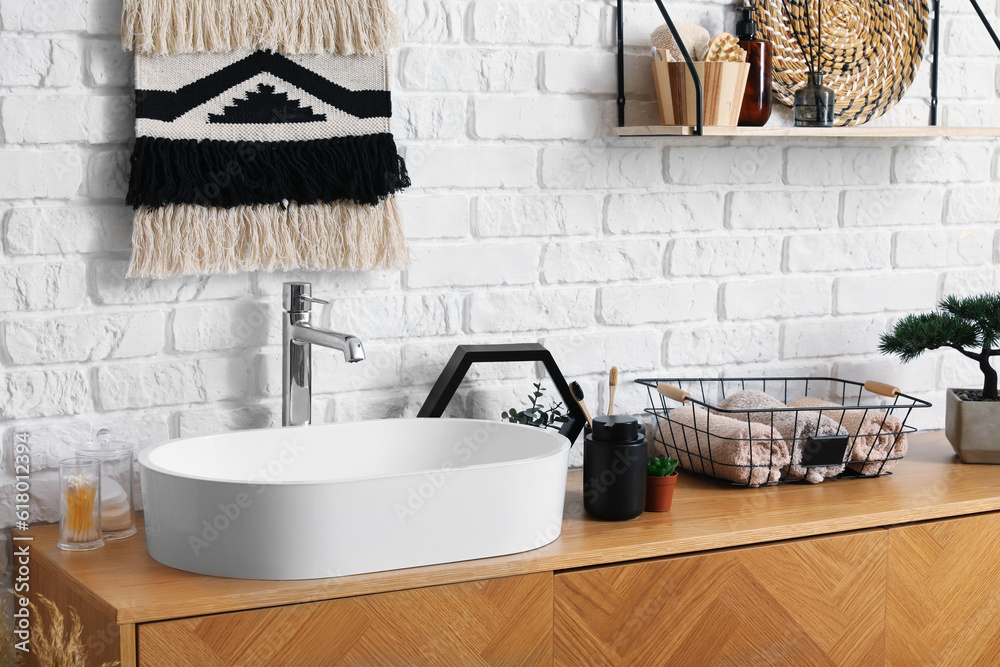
612 125 1000 138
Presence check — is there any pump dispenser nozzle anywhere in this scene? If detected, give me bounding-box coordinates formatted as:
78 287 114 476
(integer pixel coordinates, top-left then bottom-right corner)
736 6 758 41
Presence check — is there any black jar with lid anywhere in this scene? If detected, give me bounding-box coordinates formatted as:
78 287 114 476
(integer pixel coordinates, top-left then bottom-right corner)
583 415 647 521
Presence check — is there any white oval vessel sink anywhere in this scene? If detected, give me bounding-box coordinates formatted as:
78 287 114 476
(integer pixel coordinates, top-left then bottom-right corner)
139 419 570 580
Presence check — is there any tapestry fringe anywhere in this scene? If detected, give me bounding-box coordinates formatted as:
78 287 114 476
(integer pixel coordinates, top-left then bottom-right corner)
128 197 408 278
121 0 399 56
126 134 410 210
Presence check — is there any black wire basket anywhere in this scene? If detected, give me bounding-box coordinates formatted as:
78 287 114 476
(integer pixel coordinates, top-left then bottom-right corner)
636 377 932 488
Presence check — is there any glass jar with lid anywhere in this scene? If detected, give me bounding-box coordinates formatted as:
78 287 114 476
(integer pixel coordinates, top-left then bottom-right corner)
76 429 137 540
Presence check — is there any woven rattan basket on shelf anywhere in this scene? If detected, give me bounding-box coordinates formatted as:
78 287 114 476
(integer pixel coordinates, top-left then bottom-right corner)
752 0 929 126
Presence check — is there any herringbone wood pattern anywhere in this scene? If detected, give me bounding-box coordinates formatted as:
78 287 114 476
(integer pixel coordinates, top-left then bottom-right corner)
137 572 552 666
554 530 887 666
887 513 1000 666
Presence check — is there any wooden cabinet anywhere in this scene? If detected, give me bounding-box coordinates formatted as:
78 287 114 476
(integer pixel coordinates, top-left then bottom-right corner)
28 554 130 667
29 514 1000 666
886 513 1000 666
24 435 1000 667
118 514 1000 666
137 572 552 666
553 530 887 666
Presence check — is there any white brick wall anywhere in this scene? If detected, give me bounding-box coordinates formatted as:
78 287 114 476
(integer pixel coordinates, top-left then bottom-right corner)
1 0 1000 532
470 1 600 45
95 359 249 410
474 97 602 140
786 147 891 186
669 145 783 184
4 311 164 363
0 150 82 198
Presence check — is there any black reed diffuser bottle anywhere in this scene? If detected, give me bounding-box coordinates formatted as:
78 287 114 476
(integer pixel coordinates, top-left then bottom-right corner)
794 72 834 126
782 0 835 127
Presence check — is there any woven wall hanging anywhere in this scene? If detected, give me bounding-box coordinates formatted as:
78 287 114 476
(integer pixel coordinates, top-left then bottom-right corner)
122 0 410 278
753 0 929 126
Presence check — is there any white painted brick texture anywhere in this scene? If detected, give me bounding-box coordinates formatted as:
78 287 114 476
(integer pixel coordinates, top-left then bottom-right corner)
474 97 602 140
471 1 599 46
4 312 164 364
669 146 782 184
786 147 891 186
1 0 999 534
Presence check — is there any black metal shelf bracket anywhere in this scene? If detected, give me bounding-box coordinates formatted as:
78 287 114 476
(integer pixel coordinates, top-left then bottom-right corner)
416 343 587 444
930 0 941 124
616 0 626 126
930 0 1000 126
617 0 703 135
616 0 1000 132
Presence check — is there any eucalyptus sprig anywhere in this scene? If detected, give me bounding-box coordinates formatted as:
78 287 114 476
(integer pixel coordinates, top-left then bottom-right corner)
502 383 569 430
647 455 679 477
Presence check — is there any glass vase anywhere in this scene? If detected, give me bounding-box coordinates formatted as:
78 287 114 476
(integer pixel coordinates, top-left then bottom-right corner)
794 73 835 127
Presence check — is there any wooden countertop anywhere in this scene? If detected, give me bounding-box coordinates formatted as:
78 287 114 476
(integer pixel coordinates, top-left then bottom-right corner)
22 431 1000 625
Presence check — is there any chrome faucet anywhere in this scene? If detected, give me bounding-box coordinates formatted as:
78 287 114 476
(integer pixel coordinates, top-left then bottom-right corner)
282 282 366 427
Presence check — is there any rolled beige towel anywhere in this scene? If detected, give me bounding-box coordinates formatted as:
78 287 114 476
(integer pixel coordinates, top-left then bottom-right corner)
660 404 789 487
787 396 908 476
650 22 711 61
716 391 848 484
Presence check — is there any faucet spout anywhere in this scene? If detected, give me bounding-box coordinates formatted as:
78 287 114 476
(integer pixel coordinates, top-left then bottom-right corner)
281 282 366 427
289 323 366 363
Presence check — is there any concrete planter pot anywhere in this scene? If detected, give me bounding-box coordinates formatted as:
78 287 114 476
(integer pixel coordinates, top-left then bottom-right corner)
945 388 1000 463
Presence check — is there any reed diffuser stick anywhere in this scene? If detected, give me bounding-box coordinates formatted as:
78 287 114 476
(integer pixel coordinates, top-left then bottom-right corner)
780 0 820 76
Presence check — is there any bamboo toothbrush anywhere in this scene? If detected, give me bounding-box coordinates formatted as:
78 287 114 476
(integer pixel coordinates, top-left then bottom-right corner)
608 367 619 416
570 381 594 428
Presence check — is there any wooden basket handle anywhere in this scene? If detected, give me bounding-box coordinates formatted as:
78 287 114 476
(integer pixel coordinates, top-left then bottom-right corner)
864 381 900 398
657 383 691 403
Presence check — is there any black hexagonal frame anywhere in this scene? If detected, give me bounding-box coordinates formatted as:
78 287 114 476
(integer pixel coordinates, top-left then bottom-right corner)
417 343 586 443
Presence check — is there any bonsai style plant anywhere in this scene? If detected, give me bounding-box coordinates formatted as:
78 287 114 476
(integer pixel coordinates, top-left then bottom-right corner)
502 383 569 430
646 455 680 512
880 293 1000 463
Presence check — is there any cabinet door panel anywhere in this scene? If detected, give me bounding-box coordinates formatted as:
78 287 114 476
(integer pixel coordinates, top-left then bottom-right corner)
887 512 1000 666
138 572 552 666
28 557 126 667
554 530 887 667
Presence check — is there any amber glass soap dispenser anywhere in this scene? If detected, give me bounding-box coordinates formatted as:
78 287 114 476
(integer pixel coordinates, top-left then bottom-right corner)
736 5 772 126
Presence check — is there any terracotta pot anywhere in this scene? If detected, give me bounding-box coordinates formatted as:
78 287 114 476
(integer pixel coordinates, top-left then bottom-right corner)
945 388 1000 463
645 473 678 512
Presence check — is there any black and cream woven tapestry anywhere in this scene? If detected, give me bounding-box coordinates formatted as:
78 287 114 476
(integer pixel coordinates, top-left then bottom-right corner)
122 0 409 277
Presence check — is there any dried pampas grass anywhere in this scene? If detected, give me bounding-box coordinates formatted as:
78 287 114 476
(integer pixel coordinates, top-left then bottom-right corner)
1 589 27 667
1 589 121 666
15 594 120 667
